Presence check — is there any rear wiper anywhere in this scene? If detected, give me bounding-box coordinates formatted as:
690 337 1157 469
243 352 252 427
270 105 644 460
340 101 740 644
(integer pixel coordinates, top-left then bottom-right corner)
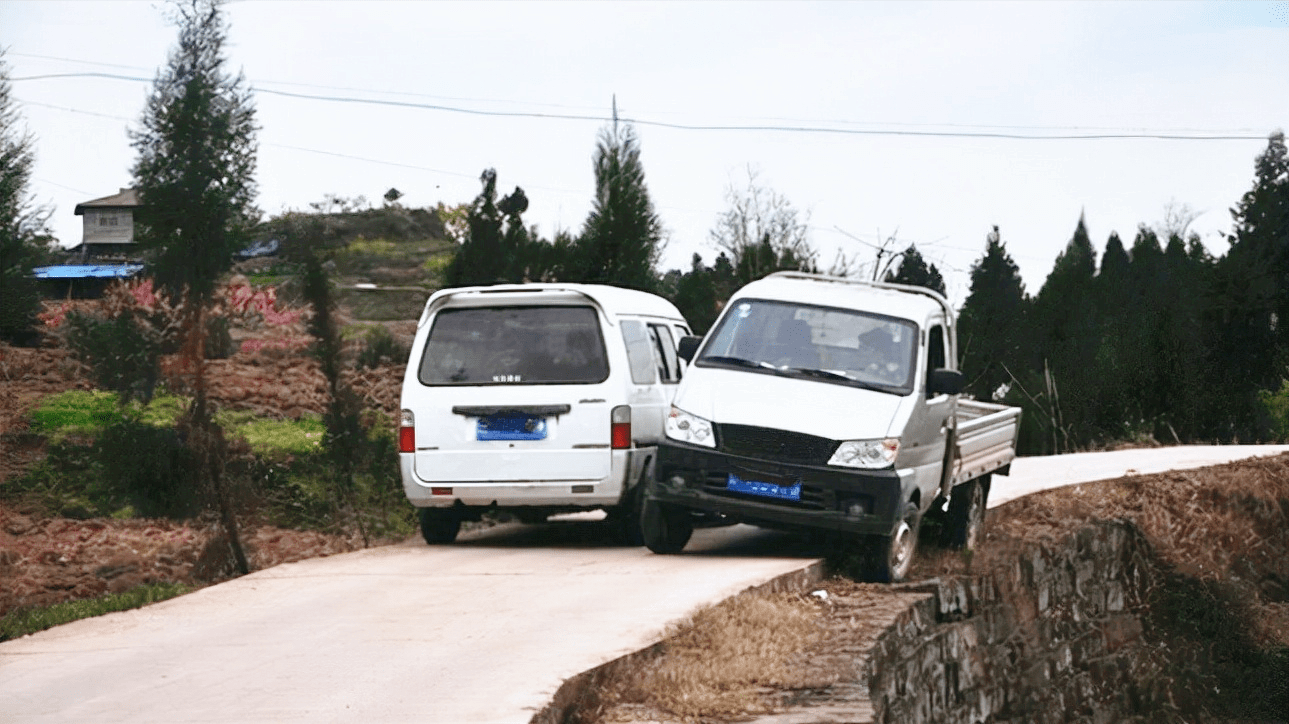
700 355 777 371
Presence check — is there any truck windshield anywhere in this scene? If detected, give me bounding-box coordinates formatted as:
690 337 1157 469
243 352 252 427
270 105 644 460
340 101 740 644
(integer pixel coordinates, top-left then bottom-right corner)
697 298 918 394
418 305 609 385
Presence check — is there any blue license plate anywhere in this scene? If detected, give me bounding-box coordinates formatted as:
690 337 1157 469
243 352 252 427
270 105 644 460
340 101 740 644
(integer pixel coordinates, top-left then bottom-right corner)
727 473 801 501
477 414 547 441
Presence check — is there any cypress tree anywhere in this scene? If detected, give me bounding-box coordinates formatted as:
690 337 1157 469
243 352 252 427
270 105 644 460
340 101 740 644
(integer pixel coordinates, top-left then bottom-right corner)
885 244 946 296
0 49 53 343
958 227 1029 403
575 122 663 290
129 0 259 574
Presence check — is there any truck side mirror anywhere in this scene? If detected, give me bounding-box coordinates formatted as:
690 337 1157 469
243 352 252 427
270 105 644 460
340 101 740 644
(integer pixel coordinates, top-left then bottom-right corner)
928 369 965 396
677 335 702 363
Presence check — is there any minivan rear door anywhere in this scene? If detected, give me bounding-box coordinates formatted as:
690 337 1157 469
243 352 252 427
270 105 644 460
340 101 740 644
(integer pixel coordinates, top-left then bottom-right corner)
407 302 613 483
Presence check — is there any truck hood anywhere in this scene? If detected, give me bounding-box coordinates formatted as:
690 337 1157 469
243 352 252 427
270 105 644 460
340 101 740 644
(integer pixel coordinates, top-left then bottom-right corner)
673 366 907 441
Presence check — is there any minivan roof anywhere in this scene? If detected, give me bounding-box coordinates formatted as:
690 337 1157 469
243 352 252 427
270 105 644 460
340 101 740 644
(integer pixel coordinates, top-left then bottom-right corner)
421 283 687 327
731 272 950 325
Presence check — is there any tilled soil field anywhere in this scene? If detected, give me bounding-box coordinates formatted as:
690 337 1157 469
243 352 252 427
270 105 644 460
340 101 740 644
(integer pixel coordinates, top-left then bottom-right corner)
0 335 410 619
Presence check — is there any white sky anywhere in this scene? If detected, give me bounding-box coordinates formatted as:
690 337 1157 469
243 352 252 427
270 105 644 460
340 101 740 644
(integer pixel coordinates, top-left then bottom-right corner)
4 0 1288 304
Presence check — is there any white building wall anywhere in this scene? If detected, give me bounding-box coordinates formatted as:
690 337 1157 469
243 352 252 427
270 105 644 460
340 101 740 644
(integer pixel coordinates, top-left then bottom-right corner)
82 209 135 244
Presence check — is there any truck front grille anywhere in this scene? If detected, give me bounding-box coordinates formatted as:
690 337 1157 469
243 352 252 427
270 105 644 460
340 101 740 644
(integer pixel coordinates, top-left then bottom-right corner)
716 424 837 466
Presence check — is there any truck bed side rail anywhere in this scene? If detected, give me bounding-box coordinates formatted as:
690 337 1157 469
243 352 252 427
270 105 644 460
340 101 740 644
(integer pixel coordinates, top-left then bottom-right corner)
951 399 1022 487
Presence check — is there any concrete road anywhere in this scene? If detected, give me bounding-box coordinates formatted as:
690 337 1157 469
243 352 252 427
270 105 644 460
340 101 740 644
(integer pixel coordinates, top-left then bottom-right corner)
1 521 820 724
991 444 1289 507
3 444 1287 723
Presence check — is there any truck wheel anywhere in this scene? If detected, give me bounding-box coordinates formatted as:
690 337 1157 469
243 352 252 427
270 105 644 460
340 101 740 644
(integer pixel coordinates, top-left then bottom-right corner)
865 501 921 583
419 508 461 545
641 496 693 554
944 475 990 550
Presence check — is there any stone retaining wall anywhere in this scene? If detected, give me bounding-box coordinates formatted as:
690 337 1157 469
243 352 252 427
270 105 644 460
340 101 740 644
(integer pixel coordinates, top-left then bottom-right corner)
869 520 1171 723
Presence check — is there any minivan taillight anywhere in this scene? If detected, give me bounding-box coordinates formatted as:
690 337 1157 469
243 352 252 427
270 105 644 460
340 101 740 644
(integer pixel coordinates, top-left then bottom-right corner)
399 409 415 453
611 405 631 449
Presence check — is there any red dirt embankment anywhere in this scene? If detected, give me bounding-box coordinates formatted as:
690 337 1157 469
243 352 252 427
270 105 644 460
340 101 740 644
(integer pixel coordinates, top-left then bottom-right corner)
0 337 409 619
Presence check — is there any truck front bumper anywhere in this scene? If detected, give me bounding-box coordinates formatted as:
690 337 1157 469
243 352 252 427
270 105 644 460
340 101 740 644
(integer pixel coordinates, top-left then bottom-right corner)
651 440 908 536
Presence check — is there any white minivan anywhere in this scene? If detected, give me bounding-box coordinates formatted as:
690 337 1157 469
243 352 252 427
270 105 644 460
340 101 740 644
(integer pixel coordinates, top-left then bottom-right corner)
399 283 692 544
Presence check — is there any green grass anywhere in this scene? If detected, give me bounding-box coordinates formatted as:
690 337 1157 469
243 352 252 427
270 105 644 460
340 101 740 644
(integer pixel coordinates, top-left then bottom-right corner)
29 391 186 440
30 391 326 459
218 412 326 456
0 582 193 642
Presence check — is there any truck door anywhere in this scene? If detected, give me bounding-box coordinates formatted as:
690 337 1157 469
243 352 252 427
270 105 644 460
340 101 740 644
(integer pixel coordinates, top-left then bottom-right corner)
903 322 954 507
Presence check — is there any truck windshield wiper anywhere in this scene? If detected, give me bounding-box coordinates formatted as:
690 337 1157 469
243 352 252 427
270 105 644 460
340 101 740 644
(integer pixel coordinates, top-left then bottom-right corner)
783 367 892 393
700 355 777 371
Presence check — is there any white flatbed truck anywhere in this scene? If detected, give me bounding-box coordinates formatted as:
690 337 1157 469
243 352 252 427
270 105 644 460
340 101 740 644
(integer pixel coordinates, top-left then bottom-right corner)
643 271 1022 581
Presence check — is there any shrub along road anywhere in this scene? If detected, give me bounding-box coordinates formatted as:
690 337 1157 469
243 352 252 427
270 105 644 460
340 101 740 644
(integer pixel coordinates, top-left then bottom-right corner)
2 445 1286 724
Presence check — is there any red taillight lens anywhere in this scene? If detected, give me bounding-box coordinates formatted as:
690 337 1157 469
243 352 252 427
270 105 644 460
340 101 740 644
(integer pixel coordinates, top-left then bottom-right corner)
399 410 415 453
611 405 631 449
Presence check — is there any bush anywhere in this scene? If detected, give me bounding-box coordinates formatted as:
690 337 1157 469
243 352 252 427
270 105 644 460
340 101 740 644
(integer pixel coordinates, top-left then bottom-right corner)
96 416 199 519
64 311 162 405
205 313 234 359
355 325 409 369
1258 379 1289 441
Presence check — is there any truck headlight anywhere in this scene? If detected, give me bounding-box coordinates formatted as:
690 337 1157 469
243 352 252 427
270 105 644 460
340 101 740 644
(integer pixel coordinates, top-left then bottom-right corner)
665 406 716 448
828 439 899 469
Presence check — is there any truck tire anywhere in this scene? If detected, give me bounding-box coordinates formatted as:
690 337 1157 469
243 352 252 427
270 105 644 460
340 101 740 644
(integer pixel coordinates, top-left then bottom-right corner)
419 507 461 545
641 496 693 554
865 501 921 583
944 475 990 550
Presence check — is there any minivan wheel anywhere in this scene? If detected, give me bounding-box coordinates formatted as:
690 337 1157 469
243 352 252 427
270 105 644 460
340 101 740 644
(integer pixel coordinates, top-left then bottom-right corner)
419 508 461 545
944 475 990 550
864 501 921 583
641 496 693 554
610 484 647 547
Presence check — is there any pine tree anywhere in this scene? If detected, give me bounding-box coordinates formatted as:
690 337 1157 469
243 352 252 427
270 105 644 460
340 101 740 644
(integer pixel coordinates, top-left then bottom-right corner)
575 122 663 290
131 0 259 304
1030 214 1100 448
0 49 53 343
129 0 259 574
958 226 1029 403
446 169 547 286
884 244 946 296
1210 131 1289 437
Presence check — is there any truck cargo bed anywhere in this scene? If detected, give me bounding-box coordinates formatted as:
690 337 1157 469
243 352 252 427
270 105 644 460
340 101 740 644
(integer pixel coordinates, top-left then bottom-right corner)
951 399 1022 486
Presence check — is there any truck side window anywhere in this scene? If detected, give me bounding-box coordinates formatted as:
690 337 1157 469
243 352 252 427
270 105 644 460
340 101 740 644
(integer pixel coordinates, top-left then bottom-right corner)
927 325 946 396
620 320 658 385
648 323 680 383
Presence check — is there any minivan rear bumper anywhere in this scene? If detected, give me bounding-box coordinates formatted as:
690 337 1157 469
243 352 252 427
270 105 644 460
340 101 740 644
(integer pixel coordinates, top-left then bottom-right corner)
401 447 652 509
651 440 909 536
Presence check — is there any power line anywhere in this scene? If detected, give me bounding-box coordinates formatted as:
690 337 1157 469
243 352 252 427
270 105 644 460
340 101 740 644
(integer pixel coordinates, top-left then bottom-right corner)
10 71 1272 142
12 52 1272 137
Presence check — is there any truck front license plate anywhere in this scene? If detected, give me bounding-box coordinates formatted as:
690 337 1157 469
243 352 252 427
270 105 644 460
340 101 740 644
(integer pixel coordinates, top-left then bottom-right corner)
727 473 801 501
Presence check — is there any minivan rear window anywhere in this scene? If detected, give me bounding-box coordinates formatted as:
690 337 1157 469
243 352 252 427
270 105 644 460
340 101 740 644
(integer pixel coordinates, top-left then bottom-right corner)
418 305 609 385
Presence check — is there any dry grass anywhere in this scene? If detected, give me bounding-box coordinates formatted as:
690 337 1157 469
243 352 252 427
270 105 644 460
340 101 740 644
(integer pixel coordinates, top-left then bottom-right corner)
570 454 1289 723
969 453 1289 647
590 590 838 721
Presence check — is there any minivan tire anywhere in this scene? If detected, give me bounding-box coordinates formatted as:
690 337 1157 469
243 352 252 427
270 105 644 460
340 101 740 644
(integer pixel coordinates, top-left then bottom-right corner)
864 501 921 583
419 507 461 545
641 495 693 554
944 475 990 550
608 483 647 547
